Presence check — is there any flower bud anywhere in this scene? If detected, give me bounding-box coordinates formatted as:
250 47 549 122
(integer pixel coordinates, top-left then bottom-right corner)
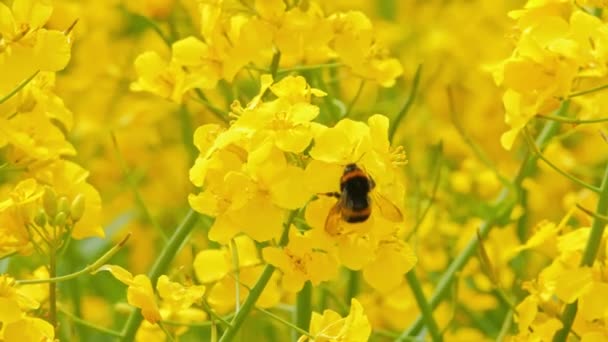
70 194 86 222
33 209 47 227
42 187 57 217
54 212 67 227
57 196 70 217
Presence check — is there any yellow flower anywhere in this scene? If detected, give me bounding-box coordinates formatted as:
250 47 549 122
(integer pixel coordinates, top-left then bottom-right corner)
189 76 325 243
99 265 162 324
130 51 188 103
157 275 206 312
3 317 55 342
0 179 41 257
233 75 326 154
0 274 53 342
156 275 207 327
193 235 280 314
0 0 71 95
298 298 371 342
272 3 334 65
263 226 339 292
32 160 103 239
361 238 417 293
329 11 403 87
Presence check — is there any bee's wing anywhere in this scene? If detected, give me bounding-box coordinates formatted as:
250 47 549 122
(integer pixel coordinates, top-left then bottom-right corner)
371 191 403 222
324 200 343 236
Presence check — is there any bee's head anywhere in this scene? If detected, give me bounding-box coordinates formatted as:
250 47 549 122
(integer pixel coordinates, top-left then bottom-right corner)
344 163 360 174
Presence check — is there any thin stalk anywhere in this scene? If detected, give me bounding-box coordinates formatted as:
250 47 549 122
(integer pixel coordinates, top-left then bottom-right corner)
399 109 565 340
202 300 234 328
576 203 608 221
179 105 198 164
343 80 365 117
0 70 39 105
553 164 608 342
389 64 422 142
49 241 57 330
275 62 342 75
294 281 312 342
158 322 176 342
59 307 124 337
120 7 172 46
522 127 600 193
496 309 513 342
345 269 359 304
111 133 168 241
536 114 608 124
121 210 200 341
406 271 442 341
17 233 131 285
192 89 230 124
270 51 282 79
218 211 297 342
257 307 313 339
231 239 241 312
568 83 608 98
319 286 349 315
447 86 511 188
161 313 235 327
407 147 443 240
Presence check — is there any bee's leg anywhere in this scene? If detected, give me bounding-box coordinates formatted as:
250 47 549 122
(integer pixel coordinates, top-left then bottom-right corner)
318 192 341 199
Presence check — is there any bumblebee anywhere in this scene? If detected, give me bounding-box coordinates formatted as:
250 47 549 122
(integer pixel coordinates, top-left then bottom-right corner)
324 163 403 235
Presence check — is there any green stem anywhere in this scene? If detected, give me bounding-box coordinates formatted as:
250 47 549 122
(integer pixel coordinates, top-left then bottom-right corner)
522 128 600 193
0 70 39 105
59 307 124 337
270 51 282 79
161 314 235 328
202 300 234 328
576 203 608 221
343 80 365 118
389 64 422 142
553 164 608 342
277 62 342 75
17 233 130 285
447 87 511 188
294 281 312 342
121 210 200 341
399 108 565 340
407 146 443 240
345 268 359 304
49 242 57 331
218 211 297 342
192 89 230 124
405 271 442 342
536 114 608 124
231 239 241 312
319 286 349 315
121 7 172 46
257 307 313 339
496 309 513 342
568 83 608 98
111 133 168 241
179 105 198 164
158 322 176 342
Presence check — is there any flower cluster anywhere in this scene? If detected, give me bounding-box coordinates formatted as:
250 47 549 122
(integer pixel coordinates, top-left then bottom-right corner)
493 0 608 149
131 0 403 102
0 0 103 260
507 215 607 340
188 74 416 294
0 273 53 341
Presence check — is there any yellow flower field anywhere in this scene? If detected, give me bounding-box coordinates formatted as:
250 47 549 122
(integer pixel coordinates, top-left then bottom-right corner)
2 0 608 341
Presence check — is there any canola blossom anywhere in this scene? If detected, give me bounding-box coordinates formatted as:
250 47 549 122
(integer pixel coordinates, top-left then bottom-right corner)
3 0 608 341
